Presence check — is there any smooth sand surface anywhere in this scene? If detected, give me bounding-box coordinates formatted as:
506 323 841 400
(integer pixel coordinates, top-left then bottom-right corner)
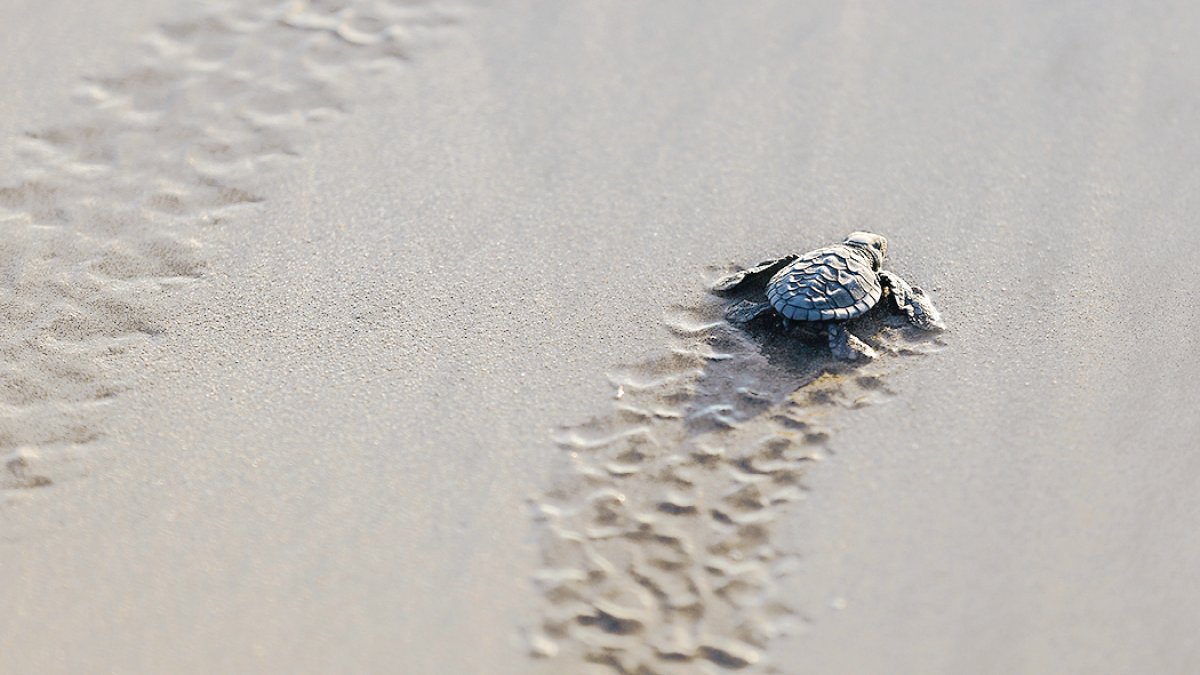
3 1 1200 674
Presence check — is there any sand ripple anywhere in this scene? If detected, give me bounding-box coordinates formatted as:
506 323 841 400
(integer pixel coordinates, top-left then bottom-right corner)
1 0 465 498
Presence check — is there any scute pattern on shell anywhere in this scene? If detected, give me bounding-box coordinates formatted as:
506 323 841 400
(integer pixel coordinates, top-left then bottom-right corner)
765 245 882 321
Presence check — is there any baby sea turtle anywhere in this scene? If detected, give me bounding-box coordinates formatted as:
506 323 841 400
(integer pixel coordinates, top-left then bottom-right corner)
712 232 944 361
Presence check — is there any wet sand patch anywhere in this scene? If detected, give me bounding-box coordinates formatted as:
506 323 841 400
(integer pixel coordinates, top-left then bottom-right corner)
529 269 943 673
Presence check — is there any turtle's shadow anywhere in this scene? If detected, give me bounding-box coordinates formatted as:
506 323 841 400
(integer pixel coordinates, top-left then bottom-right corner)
669 284 939 438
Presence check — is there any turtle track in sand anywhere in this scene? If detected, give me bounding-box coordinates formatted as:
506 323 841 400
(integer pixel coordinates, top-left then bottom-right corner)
1 0 468 506
528 274 944 674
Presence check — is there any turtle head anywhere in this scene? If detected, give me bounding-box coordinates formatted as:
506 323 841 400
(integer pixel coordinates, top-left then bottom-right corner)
843 231 887 270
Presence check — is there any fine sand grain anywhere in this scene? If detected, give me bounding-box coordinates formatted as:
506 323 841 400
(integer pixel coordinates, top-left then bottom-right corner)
4 1 1200 674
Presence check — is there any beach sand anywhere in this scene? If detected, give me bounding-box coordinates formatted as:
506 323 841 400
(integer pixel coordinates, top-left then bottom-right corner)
3 1 1200 674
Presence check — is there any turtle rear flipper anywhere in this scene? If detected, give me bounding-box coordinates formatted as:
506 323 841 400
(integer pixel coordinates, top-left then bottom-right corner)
711 255 798 293
827 323 878 361
725 299 774 324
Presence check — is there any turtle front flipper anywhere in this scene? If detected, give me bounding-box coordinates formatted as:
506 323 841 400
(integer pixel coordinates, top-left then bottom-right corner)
725 299 774 324
879 270 945 331
711 255 798 293
827 323 877 361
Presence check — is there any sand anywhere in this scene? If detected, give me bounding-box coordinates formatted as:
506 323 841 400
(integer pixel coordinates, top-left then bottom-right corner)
3 1 1200 674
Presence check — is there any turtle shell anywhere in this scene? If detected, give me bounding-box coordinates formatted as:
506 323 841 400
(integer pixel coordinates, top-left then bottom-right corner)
765 245 882 322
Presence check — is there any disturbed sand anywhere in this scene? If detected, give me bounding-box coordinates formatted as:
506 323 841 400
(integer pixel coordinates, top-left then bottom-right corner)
4 1 1200 674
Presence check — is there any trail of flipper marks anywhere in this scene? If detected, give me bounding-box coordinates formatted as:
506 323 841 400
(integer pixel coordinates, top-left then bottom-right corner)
529 291 941 674
1 0 466 498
